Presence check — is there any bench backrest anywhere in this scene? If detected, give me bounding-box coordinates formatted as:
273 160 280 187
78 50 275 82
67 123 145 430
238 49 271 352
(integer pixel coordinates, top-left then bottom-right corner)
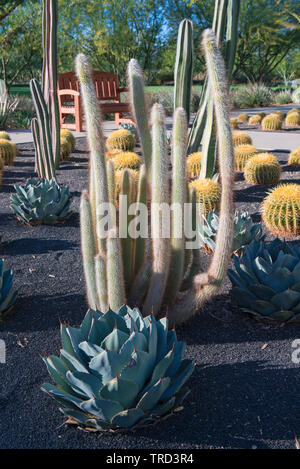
58 70 120 101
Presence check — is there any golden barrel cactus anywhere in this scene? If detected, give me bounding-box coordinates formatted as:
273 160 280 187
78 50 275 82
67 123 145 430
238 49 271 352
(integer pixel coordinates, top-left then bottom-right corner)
244 153 281 185
186 152 202 178
60 129 76 152
288 147 300 166
189 178 221 217
105 149 121 161
234 144 258 171
248 114 262 125
261 114 282 130
0 139 17 165
0 131 11 140
262 183 300 237
106 129 135 151
232 132 252 147
60 138 72 161
237 113 249 123
230 118 239 129
112 151 142 171
285 112 300 127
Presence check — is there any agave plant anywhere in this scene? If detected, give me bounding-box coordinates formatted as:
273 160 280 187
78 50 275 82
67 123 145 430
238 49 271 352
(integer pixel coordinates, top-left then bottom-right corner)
42 306 195 431
228 239 300 323
11 178 72 225
198 210 264 254
0 259 18 318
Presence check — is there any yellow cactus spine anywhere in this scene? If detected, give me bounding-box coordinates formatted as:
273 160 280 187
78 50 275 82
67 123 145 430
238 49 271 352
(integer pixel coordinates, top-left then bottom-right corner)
237 113 248 123
261 114 282 130
234 144 258 171
285 112 300 127
189 178 221 217
288 147 300 166
248 114 262 125
186 152 202 178
262 184 300 237
112 151 142 171
60 129 76 152
232 132 252 147
106 129 135 151
230 118 239 129
0 131 11 140
244 153 281 185
0 139 17 165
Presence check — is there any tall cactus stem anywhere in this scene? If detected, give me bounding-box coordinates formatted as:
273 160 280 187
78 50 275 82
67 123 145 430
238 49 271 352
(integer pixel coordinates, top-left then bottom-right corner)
128 59 152 176
107 228 126 311
80 191 99 310
133 164 147 277
174 19 193 124
106 159 115 205
119 169 133 290
95 252 108 312
31 118 45 177
143 104 170 316
164 108 187 304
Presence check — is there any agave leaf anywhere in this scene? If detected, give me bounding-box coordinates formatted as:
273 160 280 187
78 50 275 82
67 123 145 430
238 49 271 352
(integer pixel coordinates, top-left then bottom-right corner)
271 290 300 310
273 253 298 271
101 328 129 353
271 310 294 321
292 282 300 293
137 377 171 412
80 310 95 340
155 317 168 364
263 267 294 292
59 408 93 426
120 350 152 390
66 326 86 360
228 269 248 289
80 397 123 421
251 300 276 316
43 356 74 394
78 341 103 359
111 408 145 428
120 329 148 354
160 359 194 401
292 261 300 281
61 324 76 357
99 376 139 409
143 348 174 394
247 284 276 301
231 287 257 307
173 386 191 408
66 370 103 399
42 382 83 407
60 349 89 373
153 396 176 417
147 317 158 364
89 348 132 385
165 342 185 378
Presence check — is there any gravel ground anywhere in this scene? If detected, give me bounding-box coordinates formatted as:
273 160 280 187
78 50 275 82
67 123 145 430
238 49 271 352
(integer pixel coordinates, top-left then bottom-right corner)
0 139 299 449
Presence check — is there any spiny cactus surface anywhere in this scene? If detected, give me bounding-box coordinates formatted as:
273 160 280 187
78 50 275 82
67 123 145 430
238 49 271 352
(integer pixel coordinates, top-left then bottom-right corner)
248 114 262 125
234 144 258 171
288 147 300 166
106 129 135 151
244 153 281 185
232 132 252 147
0 139 17 165
189 178 221 217
186 152 202 178
262 114 282 130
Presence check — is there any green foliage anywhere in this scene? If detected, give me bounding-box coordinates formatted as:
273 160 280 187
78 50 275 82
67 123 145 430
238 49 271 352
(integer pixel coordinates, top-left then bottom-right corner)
42 306 195 431
198 210 264 254
275 90 293 104
11 177 73 225
229 239 300 323
262 183 300 237
0 259 18 319
231 84 273 108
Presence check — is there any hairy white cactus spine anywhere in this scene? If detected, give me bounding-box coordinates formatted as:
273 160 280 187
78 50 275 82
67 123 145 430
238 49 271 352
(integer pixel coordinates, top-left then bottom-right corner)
107 229 126 311
143 104 170 316
95 252 108 312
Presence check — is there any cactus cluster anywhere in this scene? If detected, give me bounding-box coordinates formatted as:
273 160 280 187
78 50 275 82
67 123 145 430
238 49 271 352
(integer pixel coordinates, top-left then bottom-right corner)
244 153 281 186
261 113 282 130
0 139 17 165
186 152 202 178
76 28 235 327
42 306 195 432
234 144 258 171
288 147 300 166
261 183 300 237
189 178 221 217
105 149 121 161
229 239 300 323
230 118 239 129
106 129 135 152
285 111 300 127
248 114 262 125
0 259 18 318
237 113 248 123
232 132 252 147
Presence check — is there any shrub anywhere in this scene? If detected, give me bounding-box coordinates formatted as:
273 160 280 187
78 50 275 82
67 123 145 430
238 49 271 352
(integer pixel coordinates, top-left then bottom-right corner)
275 90 292 105
231 84 273 108
292 87 300 104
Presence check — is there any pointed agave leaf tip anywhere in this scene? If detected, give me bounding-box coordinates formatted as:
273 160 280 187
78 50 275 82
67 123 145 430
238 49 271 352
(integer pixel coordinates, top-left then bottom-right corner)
114 320 117 330
132 344 136 353
151 306 155 316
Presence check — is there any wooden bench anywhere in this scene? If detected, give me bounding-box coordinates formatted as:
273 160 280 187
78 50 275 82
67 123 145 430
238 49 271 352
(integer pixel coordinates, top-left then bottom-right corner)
58 71 133 132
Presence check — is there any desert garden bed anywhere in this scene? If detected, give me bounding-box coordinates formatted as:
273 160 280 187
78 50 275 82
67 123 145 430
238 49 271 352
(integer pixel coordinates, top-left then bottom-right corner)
0 139 299 449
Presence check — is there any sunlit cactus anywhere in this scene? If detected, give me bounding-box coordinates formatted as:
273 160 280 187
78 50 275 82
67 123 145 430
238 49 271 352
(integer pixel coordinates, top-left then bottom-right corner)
288 147 300 166
105 149 121 161
60 129 76 152
106 129 135 151
262 114 282 130
0 131 10 140
244 153 281 185
0 139 17 165
237 113 248 123
232 132 252 147
186 152 202 178
60 138 72 161
230 118 239 129
261 183 300 237
189 178 221 217
234 144 258 171
285 112 300 127
248 114 262 125
112 152 143 171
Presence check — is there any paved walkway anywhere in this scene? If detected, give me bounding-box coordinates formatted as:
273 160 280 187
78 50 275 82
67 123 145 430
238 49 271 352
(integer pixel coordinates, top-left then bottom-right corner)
6 104 300 152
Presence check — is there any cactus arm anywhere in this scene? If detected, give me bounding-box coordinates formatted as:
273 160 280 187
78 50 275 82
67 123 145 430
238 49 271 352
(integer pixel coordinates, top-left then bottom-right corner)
199 93 216 179
30 78 55 180
187 85 208 154
107 229 126 311
128 59 152 176
76 54 109 253
106 159 115 205
119 169 133 291
225 0 241 81
164 108 187 304
42 0 60 169
168 30 235 326
174 19 193 124
80 191 99 310
31 118 45 178
143 104 170 316
95 253 108 312
133 164 147 277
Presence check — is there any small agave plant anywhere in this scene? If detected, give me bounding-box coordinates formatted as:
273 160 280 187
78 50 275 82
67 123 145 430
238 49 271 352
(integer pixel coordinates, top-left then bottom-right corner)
198 210 264 255
42 306 195 431
0 259 18 318
11 178 72 225
228 239 300 323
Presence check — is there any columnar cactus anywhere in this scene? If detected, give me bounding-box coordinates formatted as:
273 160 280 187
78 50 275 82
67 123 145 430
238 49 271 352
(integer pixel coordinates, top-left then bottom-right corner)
174 19 193 124
261 184 300 237
77 28 235 326
244 153 281 185
232 132 252 147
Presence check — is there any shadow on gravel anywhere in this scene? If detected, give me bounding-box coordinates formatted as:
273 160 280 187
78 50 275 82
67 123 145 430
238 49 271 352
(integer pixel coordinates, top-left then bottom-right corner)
1 238 78 255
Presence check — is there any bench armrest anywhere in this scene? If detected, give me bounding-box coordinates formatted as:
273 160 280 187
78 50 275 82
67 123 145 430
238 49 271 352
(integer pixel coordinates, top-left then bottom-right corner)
118 88 129 93
58 89 80 97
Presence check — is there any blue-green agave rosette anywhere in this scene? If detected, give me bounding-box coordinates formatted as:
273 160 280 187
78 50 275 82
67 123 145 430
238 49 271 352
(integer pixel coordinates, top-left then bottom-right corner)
0 259 17 318
42 306 195 431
